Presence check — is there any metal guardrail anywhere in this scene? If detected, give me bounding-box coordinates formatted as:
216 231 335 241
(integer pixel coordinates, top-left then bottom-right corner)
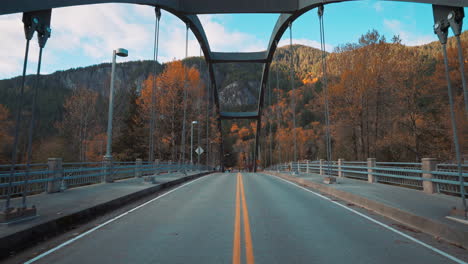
268 160 468 197
435 164 468 196
0 161 212 199
0 163 49 200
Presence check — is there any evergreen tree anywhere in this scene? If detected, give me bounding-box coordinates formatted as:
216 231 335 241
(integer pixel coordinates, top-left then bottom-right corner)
113 86 147 161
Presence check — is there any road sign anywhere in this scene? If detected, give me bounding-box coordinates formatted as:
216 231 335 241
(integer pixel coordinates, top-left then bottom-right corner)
195 146 204 155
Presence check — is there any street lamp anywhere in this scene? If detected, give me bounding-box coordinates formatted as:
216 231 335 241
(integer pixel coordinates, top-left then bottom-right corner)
105 48 128 159
190 121 198 164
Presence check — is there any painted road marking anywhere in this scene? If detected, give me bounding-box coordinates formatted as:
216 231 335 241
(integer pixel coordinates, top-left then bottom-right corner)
232 173 255 264
232 173 241 264
239 173 255 264
24 175 213 264
266 173 467 264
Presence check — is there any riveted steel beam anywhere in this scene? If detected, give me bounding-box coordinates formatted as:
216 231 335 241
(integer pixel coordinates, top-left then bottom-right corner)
210 51 268 63
1 0 466 15
220 111 259 119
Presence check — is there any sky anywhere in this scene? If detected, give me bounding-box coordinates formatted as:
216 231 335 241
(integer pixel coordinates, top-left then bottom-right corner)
0 1 466 79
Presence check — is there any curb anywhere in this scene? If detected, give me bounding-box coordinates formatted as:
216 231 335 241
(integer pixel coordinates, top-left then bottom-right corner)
0 171 213 260
267 171 468 249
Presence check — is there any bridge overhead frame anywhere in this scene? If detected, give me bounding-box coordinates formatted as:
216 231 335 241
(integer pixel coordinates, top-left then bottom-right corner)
1 0 467 172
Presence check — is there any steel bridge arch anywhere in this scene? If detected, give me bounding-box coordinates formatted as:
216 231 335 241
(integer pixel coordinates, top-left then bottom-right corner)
1 0 466 171
1 1 467 15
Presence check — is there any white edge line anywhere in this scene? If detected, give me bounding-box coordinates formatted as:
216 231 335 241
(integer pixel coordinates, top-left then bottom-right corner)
264 173 467 264
24 175 211 264
445 216 468 226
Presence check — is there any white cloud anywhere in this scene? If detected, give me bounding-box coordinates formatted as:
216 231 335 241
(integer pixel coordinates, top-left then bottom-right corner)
0 4 152 79
0 14 35 77
0 4 273 79
384 19 435 46
373 2 384 12
49 4 151 60
158 19 202 61
198 15 265 52
155 13 269 62
0 4 330 79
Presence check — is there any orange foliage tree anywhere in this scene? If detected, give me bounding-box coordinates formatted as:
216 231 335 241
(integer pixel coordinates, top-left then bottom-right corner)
57 88 102 161
0 104 12 163
137 60 206 162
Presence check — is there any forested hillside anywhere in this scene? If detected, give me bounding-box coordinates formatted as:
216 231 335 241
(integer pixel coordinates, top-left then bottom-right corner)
255 30 467 168
0 30 466 168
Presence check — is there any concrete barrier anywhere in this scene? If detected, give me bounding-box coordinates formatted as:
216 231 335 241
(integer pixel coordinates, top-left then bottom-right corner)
422 158 437 194
135 158 142 178
367 158 377 183
47 158 62 193
338 159 344 178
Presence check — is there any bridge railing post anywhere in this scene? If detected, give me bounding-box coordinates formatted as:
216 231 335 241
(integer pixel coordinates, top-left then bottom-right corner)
338 159 344 178
154 159 160 175
367 158 377 183
168 160 172 173
103 156 113 183
422 158 437 194
47 158 63 193
320 159 324 176
306 160 310 173
135 158 142 178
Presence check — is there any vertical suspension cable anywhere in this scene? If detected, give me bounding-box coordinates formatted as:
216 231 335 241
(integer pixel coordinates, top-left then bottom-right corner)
268 70 273 167
197 48 202 166
149 8 161 162
22 47 43 208
289 22 297 169
211 81 216 166
319 5 333 177
181 23 189 164
441 43 467 218
206 79 210 167
276 55 282 167
5 39 31 210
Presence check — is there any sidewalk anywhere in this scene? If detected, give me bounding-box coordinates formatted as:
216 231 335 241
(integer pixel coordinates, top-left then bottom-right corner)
267 171 468 248
0 171 211 259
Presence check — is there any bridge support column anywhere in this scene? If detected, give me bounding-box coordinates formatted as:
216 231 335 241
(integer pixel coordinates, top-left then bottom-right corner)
319 159 324 176
422 158 437 194
103 156 113 183
338 159 344 178
367 158 377 183
135 158 142 178
47 158 63 193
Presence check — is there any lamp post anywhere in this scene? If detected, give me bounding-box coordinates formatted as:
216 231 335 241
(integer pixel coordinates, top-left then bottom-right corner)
105 48 128 159
190 121 198 164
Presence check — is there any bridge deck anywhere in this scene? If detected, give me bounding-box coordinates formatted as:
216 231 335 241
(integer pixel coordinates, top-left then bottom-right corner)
4 172 467 263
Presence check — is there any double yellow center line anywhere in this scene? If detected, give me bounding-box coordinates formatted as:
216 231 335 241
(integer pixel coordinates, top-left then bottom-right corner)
233 173 255 264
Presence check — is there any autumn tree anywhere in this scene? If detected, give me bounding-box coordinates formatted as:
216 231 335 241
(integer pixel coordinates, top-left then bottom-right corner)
85 133 107 162
57 87 102 161
137 60 205 162
0 104 13 163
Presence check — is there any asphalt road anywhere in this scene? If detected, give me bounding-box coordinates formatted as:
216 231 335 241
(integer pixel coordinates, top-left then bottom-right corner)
22 173 466 264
